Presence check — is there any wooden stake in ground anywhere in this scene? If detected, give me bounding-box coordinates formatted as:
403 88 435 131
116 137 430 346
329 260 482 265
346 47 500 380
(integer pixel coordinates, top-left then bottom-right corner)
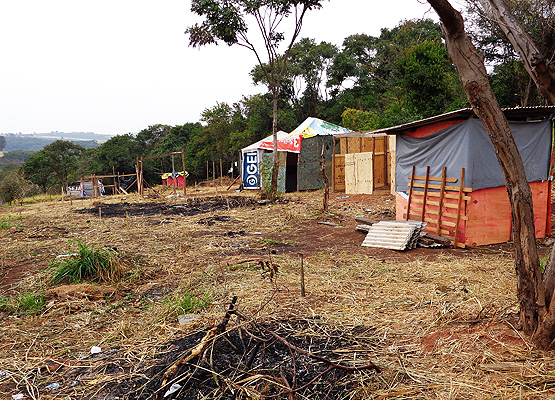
321 138 329 212
300 253 305 297
181 148 186 196
213 161 216 193
171 154 176 195
226 175 240 191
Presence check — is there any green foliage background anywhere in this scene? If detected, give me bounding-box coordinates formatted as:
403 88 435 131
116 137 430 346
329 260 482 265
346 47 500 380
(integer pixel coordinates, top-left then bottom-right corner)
0 9 545 194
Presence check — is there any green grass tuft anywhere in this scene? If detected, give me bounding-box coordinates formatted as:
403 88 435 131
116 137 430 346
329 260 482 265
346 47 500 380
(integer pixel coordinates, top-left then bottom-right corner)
165 289 212 315
0 215 23 229
50 240 123 284
0 290 45 315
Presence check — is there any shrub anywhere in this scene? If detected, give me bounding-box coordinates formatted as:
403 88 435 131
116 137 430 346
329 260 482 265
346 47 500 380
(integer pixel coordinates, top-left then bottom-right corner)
0 172 34 205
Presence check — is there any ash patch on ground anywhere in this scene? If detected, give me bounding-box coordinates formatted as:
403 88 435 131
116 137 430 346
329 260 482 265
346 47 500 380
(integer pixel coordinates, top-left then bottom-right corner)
74 196 261 218
95 320 379 400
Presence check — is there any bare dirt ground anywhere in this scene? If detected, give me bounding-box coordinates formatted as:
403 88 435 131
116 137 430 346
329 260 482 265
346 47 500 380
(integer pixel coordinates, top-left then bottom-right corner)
1 181 555 399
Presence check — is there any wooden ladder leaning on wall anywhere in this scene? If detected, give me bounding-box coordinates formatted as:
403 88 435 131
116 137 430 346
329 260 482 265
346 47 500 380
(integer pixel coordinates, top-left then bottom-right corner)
404 166 472 248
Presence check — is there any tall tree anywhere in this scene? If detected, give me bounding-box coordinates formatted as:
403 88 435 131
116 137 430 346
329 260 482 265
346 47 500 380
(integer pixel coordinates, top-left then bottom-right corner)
251 38 338 120
23 140 84 191
427 0 555 349
0 135 6 152
186 0 325 195
22 151 54 193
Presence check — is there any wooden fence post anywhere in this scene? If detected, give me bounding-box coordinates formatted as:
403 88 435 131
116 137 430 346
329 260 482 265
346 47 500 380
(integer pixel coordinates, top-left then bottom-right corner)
300 254 305 297
182 149 186 196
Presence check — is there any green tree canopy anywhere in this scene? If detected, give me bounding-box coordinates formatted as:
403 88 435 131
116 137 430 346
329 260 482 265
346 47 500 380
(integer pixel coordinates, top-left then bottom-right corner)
136 124 171 154
153 123 202 156
251 38 339 121
88 134 142 176
22 140 85 192
323 19 467 127
396 39 466 117
0 172 35 205
22 151 55 192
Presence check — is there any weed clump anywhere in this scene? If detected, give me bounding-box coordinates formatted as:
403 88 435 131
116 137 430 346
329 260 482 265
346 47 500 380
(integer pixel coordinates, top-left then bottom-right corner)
0 290 45 314
165 289 212 316
50 240 124 284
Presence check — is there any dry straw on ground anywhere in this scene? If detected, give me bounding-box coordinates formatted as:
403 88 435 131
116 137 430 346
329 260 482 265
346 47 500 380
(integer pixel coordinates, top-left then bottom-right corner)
0 183 554 399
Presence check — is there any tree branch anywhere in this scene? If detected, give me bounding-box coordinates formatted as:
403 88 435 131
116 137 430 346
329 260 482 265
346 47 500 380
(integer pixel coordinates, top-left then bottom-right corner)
475 0 555 104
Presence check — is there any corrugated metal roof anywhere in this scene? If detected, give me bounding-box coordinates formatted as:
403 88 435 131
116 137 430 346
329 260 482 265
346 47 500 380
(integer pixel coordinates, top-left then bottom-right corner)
335 106 555 137
362 221 427 251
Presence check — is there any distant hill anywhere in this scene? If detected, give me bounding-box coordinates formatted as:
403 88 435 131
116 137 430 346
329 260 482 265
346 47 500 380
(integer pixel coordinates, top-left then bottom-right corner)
0 150 34 166
0 132 112 152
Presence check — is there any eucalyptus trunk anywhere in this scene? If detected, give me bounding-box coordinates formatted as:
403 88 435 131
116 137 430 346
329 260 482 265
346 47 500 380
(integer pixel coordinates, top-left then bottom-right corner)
270 91 280 196
427 0 550 348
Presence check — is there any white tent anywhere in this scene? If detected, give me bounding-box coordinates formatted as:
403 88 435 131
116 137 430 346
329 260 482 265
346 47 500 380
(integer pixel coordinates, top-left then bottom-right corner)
240 118 352 190
240 131 288 189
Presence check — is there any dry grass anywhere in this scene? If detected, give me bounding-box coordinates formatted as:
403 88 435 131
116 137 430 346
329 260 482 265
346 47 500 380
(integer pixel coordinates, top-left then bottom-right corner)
0 185 554 399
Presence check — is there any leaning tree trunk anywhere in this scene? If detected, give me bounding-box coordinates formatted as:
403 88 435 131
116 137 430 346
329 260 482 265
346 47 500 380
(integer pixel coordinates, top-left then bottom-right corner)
427 0 550 348
475 0 555 321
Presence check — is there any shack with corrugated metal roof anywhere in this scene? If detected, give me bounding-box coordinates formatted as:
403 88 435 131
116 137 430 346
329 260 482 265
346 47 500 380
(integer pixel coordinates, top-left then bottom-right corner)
339 107 554 247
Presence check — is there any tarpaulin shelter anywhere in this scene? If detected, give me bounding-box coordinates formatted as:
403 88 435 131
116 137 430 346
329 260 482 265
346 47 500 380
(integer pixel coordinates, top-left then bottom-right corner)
366 106 554 247
240 118 352 192
66 180 104 197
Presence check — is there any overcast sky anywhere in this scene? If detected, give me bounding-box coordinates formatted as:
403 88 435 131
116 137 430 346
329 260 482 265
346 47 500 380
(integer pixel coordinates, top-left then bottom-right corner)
0 0 439 136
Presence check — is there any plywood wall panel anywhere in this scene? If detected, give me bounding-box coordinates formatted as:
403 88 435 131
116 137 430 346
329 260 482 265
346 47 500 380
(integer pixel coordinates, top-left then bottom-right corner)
334 154 346 192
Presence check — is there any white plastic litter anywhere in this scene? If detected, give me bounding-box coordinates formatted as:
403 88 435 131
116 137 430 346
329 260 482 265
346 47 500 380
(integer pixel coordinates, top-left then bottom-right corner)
178 314 200 325
45 383 60 390
90 346 102 354
164 383 182 397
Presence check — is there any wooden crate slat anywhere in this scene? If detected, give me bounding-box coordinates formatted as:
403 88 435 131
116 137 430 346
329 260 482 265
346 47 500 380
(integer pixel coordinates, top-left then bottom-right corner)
403 214 458 228
416 191 472 201
411 198 464 209
410 181 472 193
453 168 466 247
409 174 458 183
406 206 468 220
435 167 447 235
406 165 416 221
